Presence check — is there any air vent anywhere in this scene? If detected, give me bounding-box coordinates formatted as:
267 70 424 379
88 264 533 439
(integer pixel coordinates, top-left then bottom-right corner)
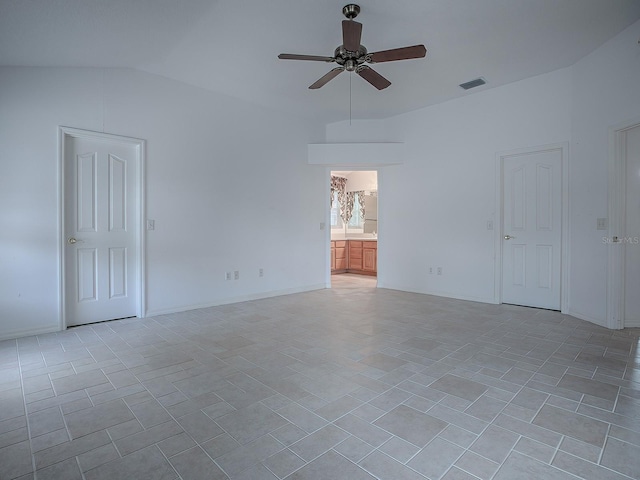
459 77 486 90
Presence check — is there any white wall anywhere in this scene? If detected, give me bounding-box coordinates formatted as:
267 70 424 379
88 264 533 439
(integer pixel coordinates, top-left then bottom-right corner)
386 69 573 302
568 19 640 326
2 20 637 339
0 67 326 340
326 120 396 143
342 171 377 192
325 19 640 327
327 68 573 304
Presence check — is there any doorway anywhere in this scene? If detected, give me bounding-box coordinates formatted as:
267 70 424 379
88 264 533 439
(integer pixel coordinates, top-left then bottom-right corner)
496 144 568 310
59 127 145 328
328 170 378 288
608 121 640 328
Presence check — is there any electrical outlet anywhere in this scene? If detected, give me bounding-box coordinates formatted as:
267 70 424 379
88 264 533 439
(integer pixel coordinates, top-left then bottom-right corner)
234 270 239 280
146 219 155 230
429 267 434 274
437 267 443 275
225 272 232 281
320 222 325 230
259 268 264 277
487 220 493 230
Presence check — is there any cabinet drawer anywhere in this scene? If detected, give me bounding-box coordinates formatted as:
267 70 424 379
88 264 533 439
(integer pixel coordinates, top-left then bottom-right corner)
349 241 363 248
363 241 377 250
336 258 347 269
349 248 362 259
336 247 346 259
335 241 347 247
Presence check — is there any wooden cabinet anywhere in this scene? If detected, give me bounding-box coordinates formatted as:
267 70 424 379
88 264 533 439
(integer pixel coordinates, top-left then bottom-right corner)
363 241 377 273
331 240 347 272
336 241 347 270
331 239 376 275
330 241 336 271
348 241 363 271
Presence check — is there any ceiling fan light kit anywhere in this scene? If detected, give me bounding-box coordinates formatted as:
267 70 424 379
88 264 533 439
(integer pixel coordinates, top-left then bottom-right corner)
278 4 427 90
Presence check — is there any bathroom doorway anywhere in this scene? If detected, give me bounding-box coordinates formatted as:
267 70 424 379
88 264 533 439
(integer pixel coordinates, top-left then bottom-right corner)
329 170 378 288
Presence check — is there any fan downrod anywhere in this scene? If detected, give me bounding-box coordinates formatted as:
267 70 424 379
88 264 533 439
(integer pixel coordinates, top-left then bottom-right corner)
342 4 360 19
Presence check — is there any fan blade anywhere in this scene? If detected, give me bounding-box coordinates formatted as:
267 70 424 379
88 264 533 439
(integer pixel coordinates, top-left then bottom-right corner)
356 66 391 90
309 67 345 89
342 20 362 51
278 53 335 62
368 45 427 63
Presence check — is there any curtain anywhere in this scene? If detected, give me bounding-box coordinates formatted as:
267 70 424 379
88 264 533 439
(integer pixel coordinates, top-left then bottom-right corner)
356 191 365 220
343 192 356 224
331 176 351 223
330 176 347 206
330 178 366 226
344 191 366 225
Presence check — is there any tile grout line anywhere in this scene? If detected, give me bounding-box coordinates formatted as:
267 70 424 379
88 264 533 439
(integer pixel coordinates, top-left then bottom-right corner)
598 423 611 465
16 338 39 480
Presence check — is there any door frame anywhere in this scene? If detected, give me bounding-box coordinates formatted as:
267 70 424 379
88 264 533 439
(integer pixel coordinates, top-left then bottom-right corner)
325 167 382 287
493 142 569 312
607 118 640 329
58 126 146 330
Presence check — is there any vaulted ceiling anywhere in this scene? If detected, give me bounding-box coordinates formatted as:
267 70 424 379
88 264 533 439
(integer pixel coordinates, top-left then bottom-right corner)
2 0 639 124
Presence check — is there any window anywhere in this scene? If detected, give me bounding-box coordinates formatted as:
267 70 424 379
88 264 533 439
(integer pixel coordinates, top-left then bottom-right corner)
331 191 343 228
348 193 363 228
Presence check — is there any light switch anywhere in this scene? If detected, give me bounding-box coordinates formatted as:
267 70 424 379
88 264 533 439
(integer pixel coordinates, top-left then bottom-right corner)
146 219 155 230
597 218 608 230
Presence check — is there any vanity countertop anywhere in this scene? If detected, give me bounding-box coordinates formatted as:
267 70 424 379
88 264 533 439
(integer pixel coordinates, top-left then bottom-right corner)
331 237 377 241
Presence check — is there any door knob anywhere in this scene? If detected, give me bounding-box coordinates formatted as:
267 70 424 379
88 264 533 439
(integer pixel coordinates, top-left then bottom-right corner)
68 237 79 244
504 235 514 240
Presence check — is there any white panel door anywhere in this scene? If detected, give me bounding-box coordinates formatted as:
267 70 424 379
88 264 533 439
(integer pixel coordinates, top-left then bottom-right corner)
502 149 562 310
65 136 137 326
624 124 640 327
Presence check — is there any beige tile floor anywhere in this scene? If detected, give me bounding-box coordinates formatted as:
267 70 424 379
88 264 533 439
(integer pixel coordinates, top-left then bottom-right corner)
1 275 639 479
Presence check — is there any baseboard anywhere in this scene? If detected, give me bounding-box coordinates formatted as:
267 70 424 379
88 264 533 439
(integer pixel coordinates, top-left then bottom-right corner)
376 282 493 305
145 284 327 317
566 308 610 329
376 284 616 329
0 325 62 342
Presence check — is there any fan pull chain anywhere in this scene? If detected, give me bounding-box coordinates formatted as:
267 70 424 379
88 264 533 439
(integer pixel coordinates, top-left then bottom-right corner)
349 73 352 125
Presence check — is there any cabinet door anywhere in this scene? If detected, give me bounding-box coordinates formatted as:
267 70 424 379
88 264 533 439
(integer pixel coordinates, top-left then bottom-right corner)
363 248 376 272
336 246 346 268
348 241 362 270
331 246 336 271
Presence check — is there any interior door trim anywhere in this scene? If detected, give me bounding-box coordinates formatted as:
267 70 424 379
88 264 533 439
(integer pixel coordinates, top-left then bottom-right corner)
324 167 382 288
607 118 640 329
493 142 569 313
58 126 146 330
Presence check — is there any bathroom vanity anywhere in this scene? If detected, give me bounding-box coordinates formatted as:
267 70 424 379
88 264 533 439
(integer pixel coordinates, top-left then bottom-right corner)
331 239 377 276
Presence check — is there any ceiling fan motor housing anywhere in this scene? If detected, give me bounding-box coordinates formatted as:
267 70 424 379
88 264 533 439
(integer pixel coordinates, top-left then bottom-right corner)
342 4 360 19
334 45 369 70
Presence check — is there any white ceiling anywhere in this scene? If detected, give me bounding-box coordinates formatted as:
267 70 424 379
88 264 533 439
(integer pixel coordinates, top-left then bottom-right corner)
2 0 640 124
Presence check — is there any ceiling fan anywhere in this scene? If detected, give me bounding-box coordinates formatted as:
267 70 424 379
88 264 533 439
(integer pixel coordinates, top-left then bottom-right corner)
278 4 427 90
